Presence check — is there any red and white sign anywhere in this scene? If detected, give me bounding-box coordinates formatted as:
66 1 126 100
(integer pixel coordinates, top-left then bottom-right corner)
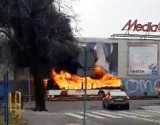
122 20 160 32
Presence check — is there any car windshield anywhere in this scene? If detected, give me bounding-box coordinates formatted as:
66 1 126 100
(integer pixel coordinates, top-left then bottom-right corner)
110 91 127 97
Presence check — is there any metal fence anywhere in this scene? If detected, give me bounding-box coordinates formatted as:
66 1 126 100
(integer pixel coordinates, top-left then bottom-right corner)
0 71 22 125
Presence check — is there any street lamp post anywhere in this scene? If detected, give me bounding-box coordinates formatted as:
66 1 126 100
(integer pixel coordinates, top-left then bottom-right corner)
83 49 87 125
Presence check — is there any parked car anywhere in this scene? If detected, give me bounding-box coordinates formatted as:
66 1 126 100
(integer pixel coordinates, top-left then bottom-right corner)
102 90 130 109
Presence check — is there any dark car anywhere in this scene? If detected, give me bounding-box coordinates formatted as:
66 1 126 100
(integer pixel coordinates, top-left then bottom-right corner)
102 90 130 109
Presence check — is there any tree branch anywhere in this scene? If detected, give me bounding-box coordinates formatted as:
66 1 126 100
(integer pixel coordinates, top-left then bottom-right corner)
0 29 23 50
36 0 55 13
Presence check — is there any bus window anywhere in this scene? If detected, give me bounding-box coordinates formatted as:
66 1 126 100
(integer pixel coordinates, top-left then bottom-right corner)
47 79 60 90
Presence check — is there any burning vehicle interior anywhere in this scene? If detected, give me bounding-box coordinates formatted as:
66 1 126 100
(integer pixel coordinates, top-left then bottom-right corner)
45 66 122 90
45 42 122 91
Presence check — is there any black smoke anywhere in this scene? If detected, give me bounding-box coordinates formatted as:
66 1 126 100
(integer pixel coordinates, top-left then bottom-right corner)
0 0 81 75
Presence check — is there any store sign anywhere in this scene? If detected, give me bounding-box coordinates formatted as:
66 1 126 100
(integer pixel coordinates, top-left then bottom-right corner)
122 20 160 32
128 43 158 75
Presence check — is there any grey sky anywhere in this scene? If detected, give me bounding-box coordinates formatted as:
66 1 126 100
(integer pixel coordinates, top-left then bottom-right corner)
71 0 160 38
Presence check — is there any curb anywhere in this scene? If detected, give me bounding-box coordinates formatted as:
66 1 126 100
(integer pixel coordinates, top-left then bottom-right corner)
46 96 160 101
46 97 101 101
129 96 160 100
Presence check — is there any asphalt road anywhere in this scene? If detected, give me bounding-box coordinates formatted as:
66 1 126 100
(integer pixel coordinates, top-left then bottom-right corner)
23 99 160 125
45 99 160 112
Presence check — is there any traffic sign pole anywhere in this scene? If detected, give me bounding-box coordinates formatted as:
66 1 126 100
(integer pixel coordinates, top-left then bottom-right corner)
78 47 97 125
83 49 87 125
3 71 9 125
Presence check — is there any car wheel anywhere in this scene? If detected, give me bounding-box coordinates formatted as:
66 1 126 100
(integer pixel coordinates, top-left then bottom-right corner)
61 91 67 97
106 104 110 109
125 104 130 110
103 102 106 108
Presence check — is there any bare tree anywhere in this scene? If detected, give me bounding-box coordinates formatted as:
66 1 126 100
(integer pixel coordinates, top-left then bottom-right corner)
0 0 80 111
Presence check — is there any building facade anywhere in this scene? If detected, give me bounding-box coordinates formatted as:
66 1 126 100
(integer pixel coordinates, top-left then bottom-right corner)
79 35 160 96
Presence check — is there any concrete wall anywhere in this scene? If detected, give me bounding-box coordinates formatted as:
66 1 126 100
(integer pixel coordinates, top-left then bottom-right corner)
122 78 160 96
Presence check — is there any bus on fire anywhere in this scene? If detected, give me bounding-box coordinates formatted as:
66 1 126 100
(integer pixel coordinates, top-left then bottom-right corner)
45 42 123 100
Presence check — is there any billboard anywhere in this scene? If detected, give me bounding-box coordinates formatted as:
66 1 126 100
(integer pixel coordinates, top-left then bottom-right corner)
128 43 158 75
86 42 118 75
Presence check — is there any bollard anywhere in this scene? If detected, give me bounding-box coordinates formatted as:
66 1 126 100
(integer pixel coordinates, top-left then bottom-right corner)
8 93 12 113
14 91 22 119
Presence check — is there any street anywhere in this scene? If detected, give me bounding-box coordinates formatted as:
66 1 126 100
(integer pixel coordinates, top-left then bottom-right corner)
22 99 160 125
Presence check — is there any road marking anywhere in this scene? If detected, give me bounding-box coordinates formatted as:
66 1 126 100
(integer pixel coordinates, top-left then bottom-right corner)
119 111 150 117
64 113 84 119
66 123 81 125
111 111 160 124
116 113 138 118
145 110 160 114
100 110 142 118
99 110 123 116
64 109 160 124
79 112 105 119
91 111 122 118
137 117 160 124
132 110 158 117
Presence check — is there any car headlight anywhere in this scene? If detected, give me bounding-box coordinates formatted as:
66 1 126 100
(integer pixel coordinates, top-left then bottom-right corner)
47 95 54 99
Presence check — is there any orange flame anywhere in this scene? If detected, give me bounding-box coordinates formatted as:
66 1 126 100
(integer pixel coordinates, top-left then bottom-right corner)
50 67 122 89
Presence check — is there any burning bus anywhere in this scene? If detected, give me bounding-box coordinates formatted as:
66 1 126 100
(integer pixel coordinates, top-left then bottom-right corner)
45 67 122 100
45 42 123 100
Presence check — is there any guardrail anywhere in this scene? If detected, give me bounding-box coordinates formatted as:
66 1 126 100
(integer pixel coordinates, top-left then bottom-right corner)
14 91 22 119
8 92 12 113
8 91 22 119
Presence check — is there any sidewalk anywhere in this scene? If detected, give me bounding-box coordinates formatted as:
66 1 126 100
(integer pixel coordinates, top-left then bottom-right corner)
22 105 160 125
22 109 63 125
22 101 160 125
22 101 77 125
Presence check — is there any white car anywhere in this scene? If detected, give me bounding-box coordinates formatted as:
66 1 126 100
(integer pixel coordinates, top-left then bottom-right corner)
102 90 130 109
